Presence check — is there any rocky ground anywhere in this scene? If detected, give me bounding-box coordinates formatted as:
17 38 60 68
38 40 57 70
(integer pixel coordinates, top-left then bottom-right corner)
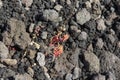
0 0 120 80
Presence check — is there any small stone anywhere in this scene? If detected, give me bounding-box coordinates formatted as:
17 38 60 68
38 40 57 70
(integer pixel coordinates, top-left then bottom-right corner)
41 31 48 39
0 63 6 68
78 31 88 40
108 34 115 43
29 23 35 33
84 51 100 73
27 67 34 77
70 25 81 33
66 0 71 5
104 0 111 5
0 0 3 8
14 73 33 80
107 71 116 80
22 0 33 8
50 0 56 2
99 51 120 79
72 67 81 79
96 38 104 49
1 68 16 78
54 4 63 11
76 8 91 25
85 1 91 9
28 49 36 59
0 41 9 59
65 73 73 80
1 59 17 66
43 9 59 22
43 67 51 80
110 29 115 35
96 18 106 31
92 74 105 80
36 52 45 66
117 41 120 48
6 18 31 49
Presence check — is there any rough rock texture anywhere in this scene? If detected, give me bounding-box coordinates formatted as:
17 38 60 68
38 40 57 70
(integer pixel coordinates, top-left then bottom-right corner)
2 18 31 49
99 51 120 80
83 51 100 73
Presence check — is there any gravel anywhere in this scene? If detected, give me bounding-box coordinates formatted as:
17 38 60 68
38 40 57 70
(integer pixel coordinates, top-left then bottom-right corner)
0 0 119 80
76 8 91 25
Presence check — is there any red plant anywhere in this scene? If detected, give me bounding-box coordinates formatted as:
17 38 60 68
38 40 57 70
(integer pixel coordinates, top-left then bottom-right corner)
53 45 63 57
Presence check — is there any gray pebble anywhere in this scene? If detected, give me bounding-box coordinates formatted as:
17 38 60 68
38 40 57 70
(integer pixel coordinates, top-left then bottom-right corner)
99 51 120 79
78 31 88 40
27 67 34 77
43 9 59 22
0 41 9 59
96 18 106 31
36 52 45 66
84 51 100 73
54 4 63 11
92 74 105 80
107 71 116 80
96 38 104 49
108 34 115 43
29 23 35 33
14 73 33 80
65 73 73 80
76 8 91 25
41 31 48 39
72 67 81 79
0 0 2 8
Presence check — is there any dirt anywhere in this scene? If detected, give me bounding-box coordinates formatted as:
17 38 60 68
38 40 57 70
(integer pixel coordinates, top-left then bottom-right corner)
0 0 120 80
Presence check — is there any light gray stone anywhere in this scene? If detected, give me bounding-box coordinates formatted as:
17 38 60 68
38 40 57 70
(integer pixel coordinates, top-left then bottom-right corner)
107 71 116 80
78 31 88 40
93 74 105 80
41 31 48 39
96 38 104 49
99 51 120 80
29 23 35 33
72 67 81 79
0 41 9 59
0 0 2 8
65 73 73 80
14 73 33 80
36 52 45 66
96 18 106 31
54 4 63 11
76 8 91 25
108 34 115 43
43 10 59 22
84 51 100 73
